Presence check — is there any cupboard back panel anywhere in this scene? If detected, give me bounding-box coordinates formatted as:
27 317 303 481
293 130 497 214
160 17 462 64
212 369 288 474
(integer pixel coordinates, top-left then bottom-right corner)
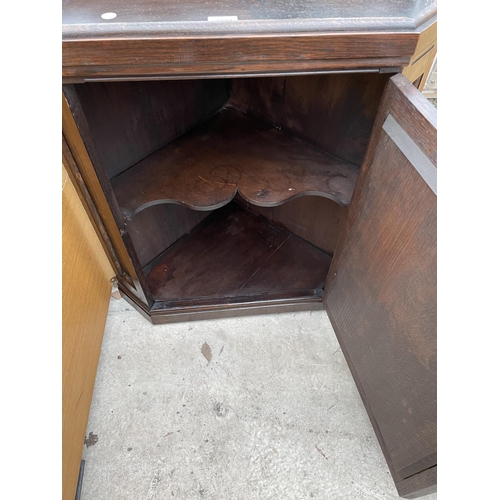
236 194 347 255
72 79 231 178
229 73 390 167
127 204 212 268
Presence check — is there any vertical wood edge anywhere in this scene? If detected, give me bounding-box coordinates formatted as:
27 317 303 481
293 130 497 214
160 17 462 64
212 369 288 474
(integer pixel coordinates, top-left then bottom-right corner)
62 136 122 280
62 90 152 305
381 114 437 194
62 91 137 279
324 71 436 292
324 77 391 288
390 73 437 131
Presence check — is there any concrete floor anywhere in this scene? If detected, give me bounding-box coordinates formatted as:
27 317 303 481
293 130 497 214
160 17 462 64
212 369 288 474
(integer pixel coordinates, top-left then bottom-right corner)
81 297 437 500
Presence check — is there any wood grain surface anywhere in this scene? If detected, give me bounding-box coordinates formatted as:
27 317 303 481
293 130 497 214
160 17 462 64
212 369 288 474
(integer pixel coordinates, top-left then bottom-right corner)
112 107 358 217
62 32 419 80
63 0 436 37
323 74 436 492
122 285 324 325
402 19 437 91
280 73 389 167
237 194 347 255
144 202 331 304
230 73 390 167
63 87 158 306
62 164 113 500
62 92 147 299
63 58 412 84
73 79 230 178
396 466 437 499
127 204 211 268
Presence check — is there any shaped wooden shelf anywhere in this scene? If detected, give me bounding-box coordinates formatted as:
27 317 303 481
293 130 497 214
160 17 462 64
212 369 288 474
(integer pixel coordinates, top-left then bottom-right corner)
144 202 331 305
111 108 358 218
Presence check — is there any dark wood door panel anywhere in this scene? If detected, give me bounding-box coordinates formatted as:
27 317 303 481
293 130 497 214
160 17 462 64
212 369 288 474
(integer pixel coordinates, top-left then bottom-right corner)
324 74 436 491
396 466 437 499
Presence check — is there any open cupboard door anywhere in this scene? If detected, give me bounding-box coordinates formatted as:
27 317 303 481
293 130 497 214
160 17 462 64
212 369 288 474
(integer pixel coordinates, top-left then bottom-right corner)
323 74 436 499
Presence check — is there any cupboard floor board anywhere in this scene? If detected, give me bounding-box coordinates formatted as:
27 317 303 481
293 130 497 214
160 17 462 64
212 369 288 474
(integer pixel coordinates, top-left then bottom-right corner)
143 202 331 304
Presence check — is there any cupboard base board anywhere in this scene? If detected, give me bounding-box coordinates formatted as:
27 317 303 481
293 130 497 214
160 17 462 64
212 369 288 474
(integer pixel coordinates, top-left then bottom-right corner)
119 284 324 324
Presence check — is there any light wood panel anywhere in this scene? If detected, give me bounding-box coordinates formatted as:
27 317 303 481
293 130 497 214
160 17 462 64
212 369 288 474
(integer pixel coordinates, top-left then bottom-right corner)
403 20 437 91
62 163 113 500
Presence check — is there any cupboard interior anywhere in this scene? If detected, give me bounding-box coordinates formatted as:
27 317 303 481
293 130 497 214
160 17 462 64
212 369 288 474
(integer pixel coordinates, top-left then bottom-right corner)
69 72 390 309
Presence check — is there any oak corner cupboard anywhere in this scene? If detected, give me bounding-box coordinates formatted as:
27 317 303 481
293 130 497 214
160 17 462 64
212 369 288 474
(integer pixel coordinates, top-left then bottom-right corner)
62 1 437 498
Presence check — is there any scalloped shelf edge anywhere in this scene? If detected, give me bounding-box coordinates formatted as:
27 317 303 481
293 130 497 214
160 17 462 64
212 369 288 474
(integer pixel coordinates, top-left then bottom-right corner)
121 184 355 219
113 108 358 220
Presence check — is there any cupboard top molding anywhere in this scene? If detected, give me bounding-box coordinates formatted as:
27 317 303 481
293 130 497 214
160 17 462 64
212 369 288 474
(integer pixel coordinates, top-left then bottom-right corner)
62 0 436 81
63 0 436 37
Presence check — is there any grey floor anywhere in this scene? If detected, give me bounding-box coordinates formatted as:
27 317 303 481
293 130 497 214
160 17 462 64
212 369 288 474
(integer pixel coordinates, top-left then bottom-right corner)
80 297 436 499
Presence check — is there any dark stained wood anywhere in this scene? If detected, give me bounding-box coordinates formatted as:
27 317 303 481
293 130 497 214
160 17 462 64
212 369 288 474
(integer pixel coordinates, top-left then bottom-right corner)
62 33 419 80
396 466 437 499
62 92 151 305
323 74 436 492
230 73 390 167
63 86 154 306
237 194 347 255
62 135 124 279
229 77 286 126
281 73 390 167
112 107 358 217
383 76 437 165
62 59 407 83
62 33 416 64
63 0 436 37
126 204 211 268
74 79 230 178
62 0 435 80
330 74 437 268
144 202 331 304
152 290 322 310
119 283 324 325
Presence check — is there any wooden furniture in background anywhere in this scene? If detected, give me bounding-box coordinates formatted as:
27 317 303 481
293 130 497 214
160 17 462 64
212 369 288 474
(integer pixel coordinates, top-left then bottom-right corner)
423 59 437 99
403 19 437 91
62 161 113 500
62 1 437 497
